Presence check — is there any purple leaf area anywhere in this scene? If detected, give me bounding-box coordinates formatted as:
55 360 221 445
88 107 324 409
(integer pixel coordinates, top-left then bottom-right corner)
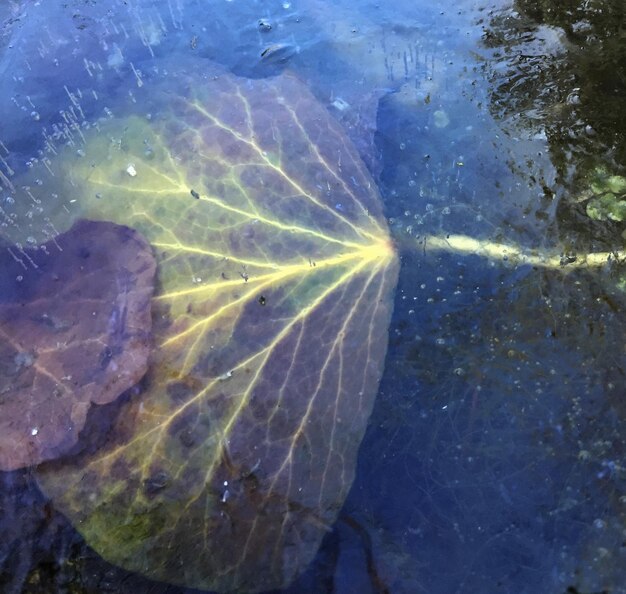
0 219 156 471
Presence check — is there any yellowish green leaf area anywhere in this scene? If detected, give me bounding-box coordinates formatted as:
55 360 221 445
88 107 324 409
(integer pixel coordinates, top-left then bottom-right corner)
35 69 398 593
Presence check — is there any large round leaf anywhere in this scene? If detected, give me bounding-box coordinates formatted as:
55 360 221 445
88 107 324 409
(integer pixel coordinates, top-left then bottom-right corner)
35 64 398 592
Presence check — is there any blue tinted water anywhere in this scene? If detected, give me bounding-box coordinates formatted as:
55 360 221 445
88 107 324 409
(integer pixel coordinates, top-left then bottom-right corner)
1 1 624 593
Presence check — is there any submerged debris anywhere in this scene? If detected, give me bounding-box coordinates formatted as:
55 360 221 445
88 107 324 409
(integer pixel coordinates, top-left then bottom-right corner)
0 220 156 470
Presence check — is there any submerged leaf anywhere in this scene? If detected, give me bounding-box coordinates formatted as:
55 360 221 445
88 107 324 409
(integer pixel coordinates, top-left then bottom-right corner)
0 220 155 471
35 65 398 592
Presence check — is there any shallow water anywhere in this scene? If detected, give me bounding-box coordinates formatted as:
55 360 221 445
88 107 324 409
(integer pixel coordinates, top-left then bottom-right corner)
1 1 624 593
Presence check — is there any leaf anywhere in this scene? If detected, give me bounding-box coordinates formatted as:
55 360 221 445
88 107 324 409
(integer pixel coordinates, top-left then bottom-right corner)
0 219 155 471
35 65 399 592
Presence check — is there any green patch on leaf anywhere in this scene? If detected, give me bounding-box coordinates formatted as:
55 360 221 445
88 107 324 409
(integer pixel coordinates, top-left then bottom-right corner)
586 193 626 222
586 167 626 222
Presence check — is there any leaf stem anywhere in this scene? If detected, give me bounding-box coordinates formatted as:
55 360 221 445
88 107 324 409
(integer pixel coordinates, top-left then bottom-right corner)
411 233 624 269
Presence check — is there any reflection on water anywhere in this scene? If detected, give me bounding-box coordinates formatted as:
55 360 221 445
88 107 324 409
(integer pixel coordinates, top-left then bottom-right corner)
1 0 624 593
484 0 626 253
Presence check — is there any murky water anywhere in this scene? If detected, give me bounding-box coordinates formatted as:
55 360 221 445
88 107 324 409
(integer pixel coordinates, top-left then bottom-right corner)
1 1 624 593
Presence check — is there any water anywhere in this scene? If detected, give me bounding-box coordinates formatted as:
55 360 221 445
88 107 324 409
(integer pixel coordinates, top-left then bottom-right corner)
1 1 624 593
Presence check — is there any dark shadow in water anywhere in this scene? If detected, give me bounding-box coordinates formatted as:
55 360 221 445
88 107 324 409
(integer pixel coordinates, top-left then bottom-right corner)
483 0 626 250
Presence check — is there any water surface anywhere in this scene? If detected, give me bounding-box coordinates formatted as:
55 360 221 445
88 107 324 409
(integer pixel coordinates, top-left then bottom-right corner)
1 1 624 593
